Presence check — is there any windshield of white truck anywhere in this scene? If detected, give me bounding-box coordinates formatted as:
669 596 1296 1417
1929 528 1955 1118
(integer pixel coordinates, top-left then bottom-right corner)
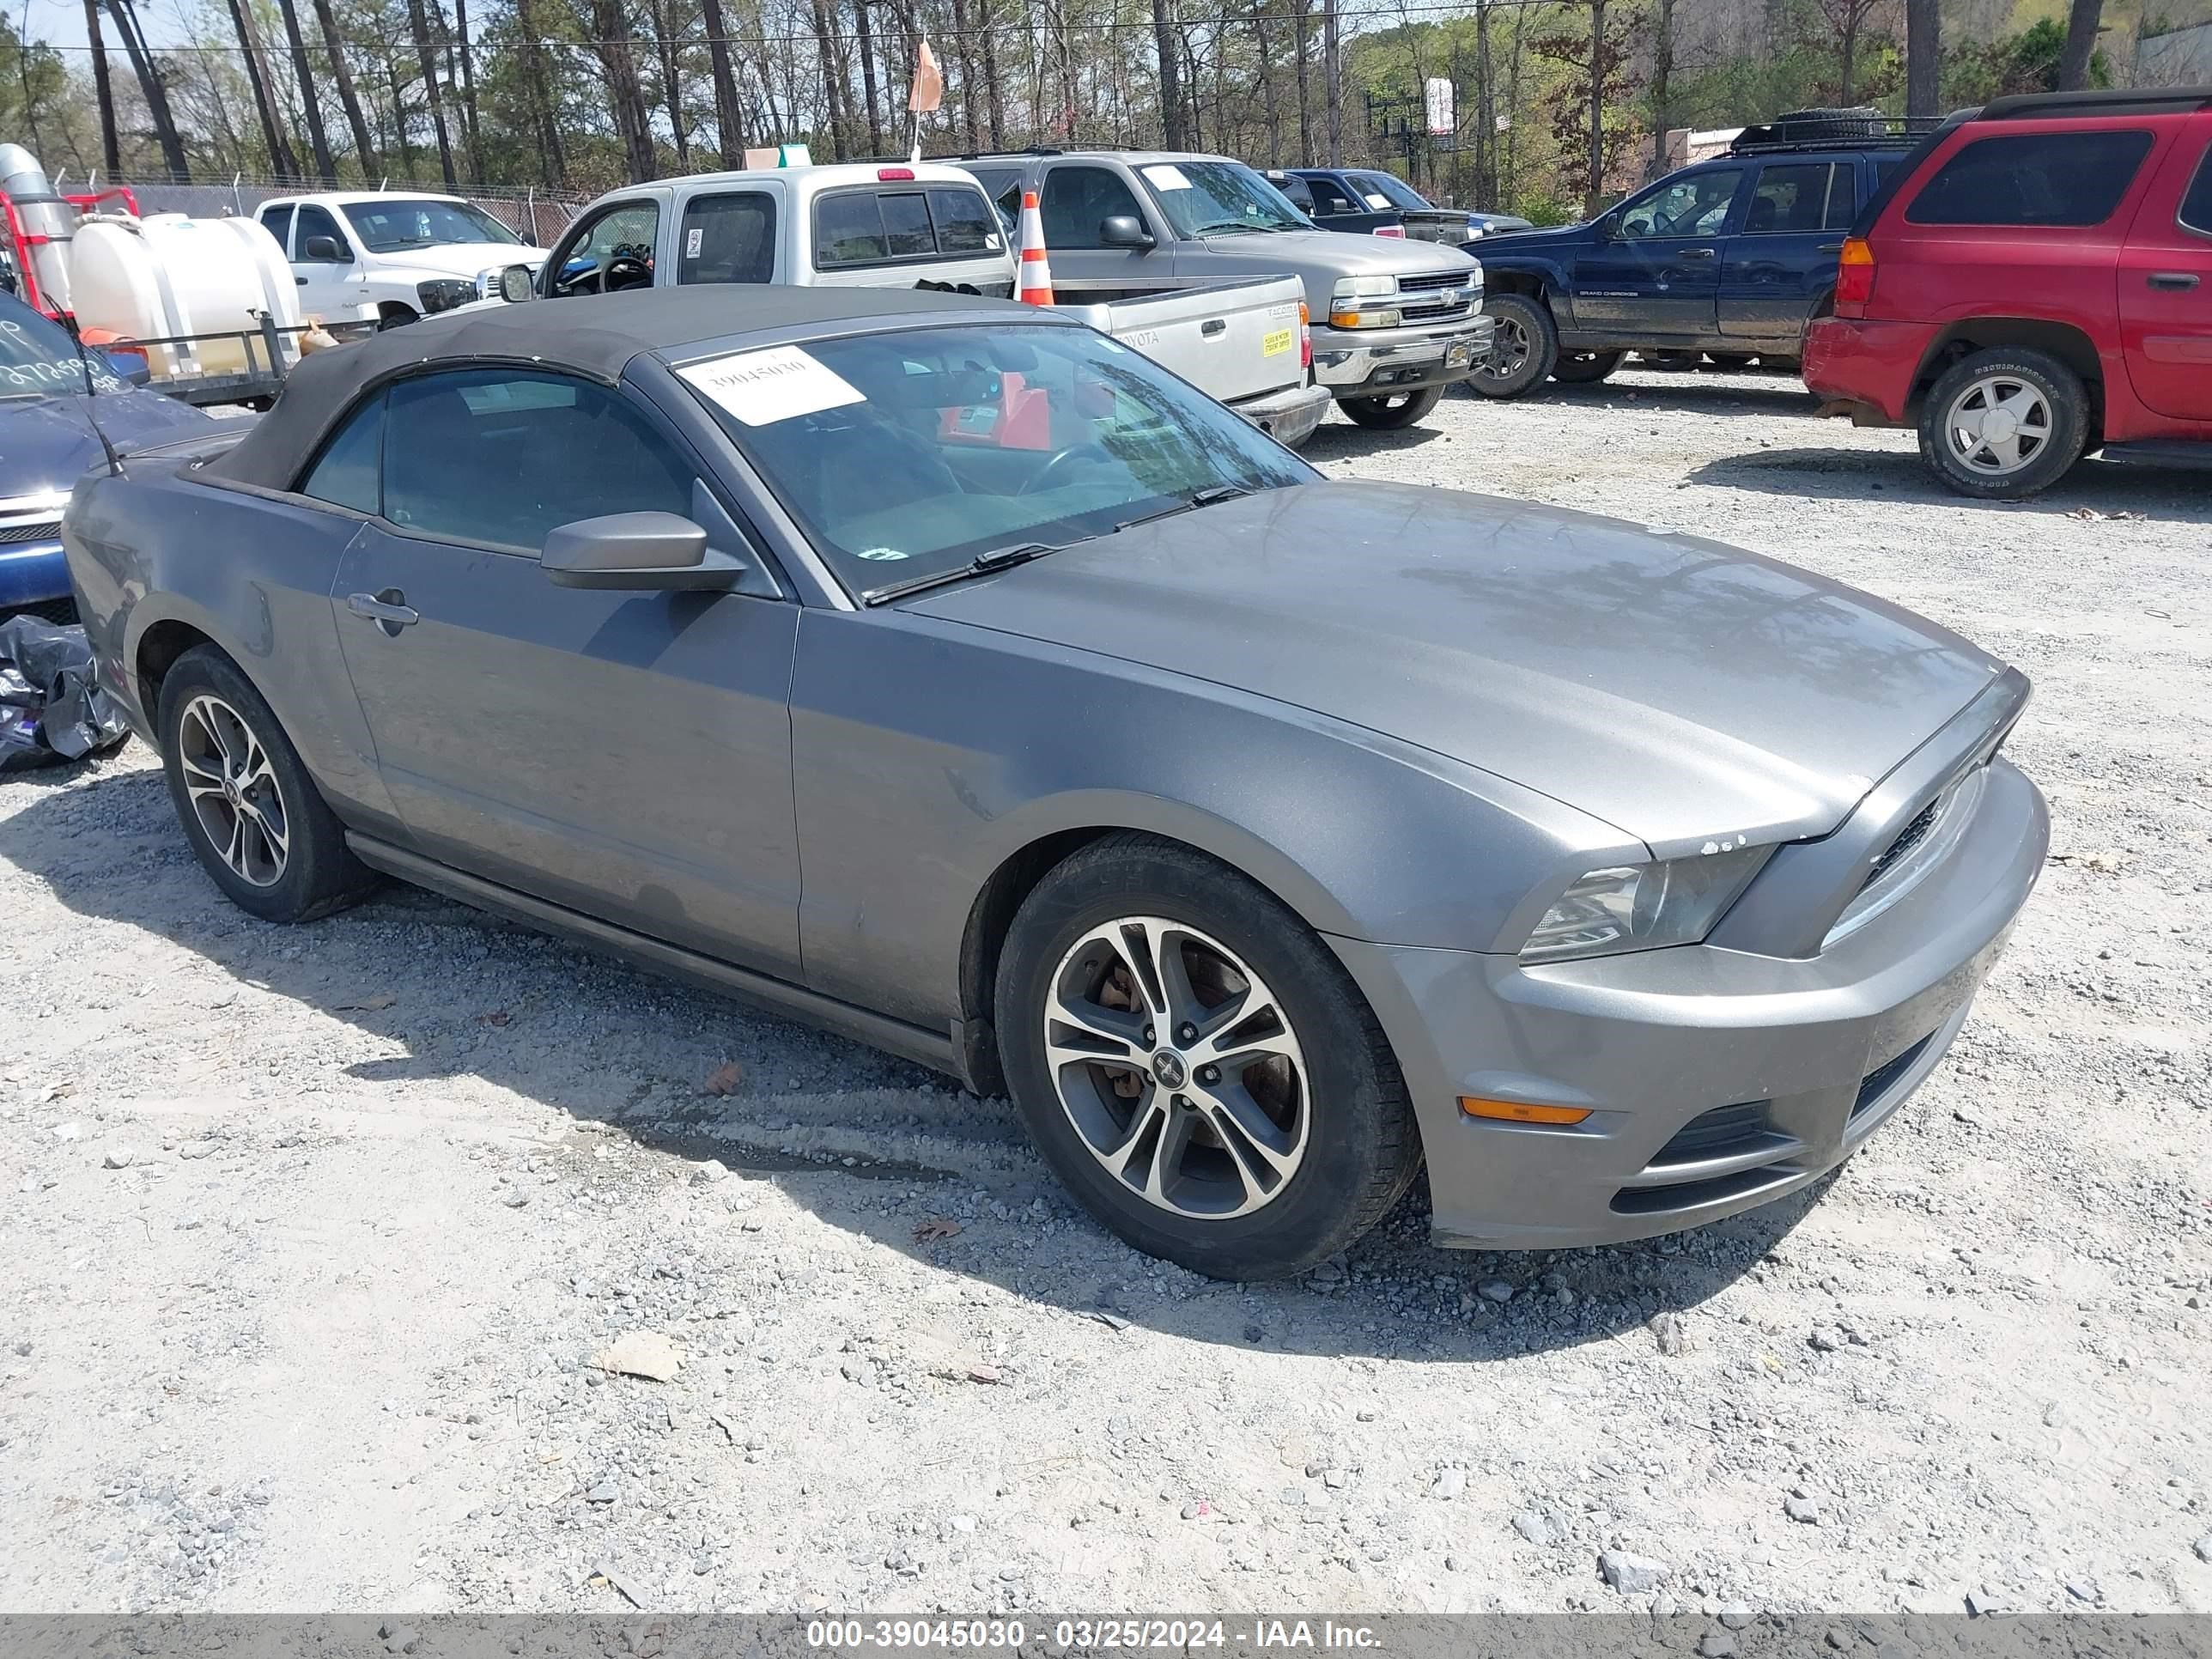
1140 161 1309 237
343 199 524 252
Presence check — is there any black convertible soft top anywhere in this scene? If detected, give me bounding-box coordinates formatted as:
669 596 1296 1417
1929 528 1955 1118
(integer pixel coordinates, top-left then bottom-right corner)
202 284 1035 493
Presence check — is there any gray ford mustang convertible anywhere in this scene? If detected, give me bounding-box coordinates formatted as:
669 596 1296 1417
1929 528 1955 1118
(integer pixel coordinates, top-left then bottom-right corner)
63 286 2046 1280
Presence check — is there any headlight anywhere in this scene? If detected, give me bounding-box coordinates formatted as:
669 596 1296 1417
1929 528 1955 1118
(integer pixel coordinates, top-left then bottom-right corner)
1332 275 1398 300
1520 844 1771 963
416 277 475 314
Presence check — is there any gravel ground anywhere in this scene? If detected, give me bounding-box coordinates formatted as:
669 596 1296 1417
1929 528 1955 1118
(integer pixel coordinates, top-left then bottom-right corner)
3 365 2209 1619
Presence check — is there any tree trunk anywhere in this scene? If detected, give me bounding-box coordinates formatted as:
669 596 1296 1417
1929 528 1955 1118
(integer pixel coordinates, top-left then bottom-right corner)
947 0 980 150
1585 0 1605 214
1905 0 1939 117
1838 14 1857 104
1254 2 1280 166
810 0 849 157
1648 0 1672 179
274 0 338 183
1474 0 1492 202
384 54 416 178
2057 0 2101 89
450 0 483 179
511 0 564 183
106 0 191 180
83 0 122 175
587 0 658 179
224 0 300 179
312 0 380 174
405 0 459 184
1292 0 1311 162
1151 0 1182 149
701 0 749 161
977 0 1005 149
1322 0 1340 165
647 0 690 167
854 0 884 155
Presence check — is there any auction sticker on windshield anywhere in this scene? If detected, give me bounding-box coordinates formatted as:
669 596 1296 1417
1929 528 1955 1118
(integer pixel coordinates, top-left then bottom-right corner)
679 346 865 426
1141 164 1193 191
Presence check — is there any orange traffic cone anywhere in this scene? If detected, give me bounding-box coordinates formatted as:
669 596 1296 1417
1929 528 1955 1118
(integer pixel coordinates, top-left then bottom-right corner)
1016 190 1054 307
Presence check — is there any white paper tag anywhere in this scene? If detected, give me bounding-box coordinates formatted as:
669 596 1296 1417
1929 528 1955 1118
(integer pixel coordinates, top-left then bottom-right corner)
1363 192 1391 210
686 227 704 257
678 346 866 427
1141 164 1193 191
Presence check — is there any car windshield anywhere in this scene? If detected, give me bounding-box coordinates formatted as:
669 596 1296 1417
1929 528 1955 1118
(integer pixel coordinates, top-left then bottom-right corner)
1140 161 1310 236
0 296 118 398
1351 171 1431 211
343 198 523 251
677 323 1314 599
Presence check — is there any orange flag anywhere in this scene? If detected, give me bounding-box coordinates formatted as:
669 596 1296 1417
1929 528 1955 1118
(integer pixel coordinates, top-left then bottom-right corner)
908 37 944 112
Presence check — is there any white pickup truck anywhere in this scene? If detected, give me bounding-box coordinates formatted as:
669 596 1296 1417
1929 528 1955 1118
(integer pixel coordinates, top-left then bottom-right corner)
477 163 1331 447
254 191 549 326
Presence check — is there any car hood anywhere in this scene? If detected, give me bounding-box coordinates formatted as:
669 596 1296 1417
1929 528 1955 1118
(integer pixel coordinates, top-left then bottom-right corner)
380 242 549 280
1200 227 1475 274
1469 222 1591 255
0 387 218 495
904 482 2006 855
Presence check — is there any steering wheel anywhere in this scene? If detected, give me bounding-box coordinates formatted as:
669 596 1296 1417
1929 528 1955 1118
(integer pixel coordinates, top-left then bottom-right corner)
604 253 653 292
1019 442 1116 496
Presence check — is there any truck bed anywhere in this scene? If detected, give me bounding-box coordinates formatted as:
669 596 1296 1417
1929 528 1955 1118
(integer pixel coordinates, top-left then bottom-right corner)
1053 276 1307 409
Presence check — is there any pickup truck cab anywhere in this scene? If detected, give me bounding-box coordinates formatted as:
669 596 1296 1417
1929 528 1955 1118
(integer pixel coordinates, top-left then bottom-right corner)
1804 87 2212 498
959 150 1492 428
256 191 550 326
1466 120 1924 398
1276 167 1531 246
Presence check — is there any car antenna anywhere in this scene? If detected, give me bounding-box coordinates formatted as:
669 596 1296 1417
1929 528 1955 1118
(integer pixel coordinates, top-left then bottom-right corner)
59 313 125 476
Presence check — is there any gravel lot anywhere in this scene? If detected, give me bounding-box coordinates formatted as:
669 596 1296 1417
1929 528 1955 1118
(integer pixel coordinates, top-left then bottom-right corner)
3 366 2209 1619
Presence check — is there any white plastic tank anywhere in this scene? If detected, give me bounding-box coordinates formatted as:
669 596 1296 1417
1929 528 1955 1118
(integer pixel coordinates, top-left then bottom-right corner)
0 143 81 313
70 213 302 382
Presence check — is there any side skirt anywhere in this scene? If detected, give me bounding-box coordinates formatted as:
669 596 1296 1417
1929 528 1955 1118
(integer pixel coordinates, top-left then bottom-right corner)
345 834 970 1088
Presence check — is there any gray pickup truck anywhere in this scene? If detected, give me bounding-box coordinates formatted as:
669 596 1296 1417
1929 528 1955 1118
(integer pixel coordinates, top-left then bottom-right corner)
960 150 1492 430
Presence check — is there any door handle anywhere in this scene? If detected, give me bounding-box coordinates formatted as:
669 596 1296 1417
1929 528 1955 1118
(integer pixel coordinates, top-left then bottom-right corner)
1200 319 1227 337
1678 246 1716 260
1817 242 1844 253
346 591 419 635
2148 271 2200 290
295 276 307 285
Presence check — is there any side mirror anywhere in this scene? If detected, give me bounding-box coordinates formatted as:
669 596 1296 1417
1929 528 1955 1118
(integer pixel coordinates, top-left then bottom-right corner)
542 512 751 592
103 349 152 387
1098 215 1155 250
304 234 344 261
498 264 536 303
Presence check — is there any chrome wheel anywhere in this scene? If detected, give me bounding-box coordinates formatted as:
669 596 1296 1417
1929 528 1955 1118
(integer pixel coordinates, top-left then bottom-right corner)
1479 315 1531 382
1042 916 1309 1220
176 693 289 888
1942 374 2051 477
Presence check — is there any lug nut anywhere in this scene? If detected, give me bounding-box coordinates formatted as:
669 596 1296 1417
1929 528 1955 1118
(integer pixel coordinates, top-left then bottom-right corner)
1177 1023 1197 1042
1199 1065 1220 1085
1142 1026 1156 1045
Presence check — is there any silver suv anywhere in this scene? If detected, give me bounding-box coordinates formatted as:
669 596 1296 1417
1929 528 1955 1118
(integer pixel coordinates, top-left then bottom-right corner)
960 150 1492 430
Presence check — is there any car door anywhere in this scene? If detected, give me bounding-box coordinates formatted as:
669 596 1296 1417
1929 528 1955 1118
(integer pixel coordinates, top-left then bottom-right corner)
1717 160 1853 344
2118 128 2212 422
1038 162 1164 299
542 197 664 297
320 366 804 977
1304 172 1388 234
291 203 364 319
1571 164 1746 337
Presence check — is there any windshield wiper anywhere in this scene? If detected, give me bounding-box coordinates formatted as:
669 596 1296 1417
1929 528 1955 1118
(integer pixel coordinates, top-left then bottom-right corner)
1115 483 1250 533
862 541 1063 605
1188 220 1273 236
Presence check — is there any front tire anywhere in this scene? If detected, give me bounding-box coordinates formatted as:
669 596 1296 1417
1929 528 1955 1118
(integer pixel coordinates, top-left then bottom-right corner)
1338 385 1443 429
1917 347 2088 500
1465 293 1559 398
1551 349 1623 385
995 835 1422 1280
157 646 376 922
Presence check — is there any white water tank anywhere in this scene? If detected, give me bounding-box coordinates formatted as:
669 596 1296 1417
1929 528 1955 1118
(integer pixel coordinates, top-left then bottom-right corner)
70 214 302 382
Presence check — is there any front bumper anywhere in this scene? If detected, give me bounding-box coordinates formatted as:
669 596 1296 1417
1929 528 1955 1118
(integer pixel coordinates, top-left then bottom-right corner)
0 535 68 611
1331 755 2048 1251
1802 315 1932 428
1312 317 1494 399
1231 380 1333 448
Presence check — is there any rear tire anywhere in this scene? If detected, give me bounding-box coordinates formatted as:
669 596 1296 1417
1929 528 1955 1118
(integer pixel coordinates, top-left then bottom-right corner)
1917 347 2088 501
1465 293 1559 398
156 646 377 923
1551 349 1623 385
1339 385 1444 429
994 834 1423 1281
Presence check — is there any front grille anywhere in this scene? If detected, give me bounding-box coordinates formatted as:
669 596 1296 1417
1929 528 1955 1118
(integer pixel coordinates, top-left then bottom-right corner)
1851 1034 1933 1119
1651 1100 1772 1164
1862 797 1941 893
0 518 62 545
1399 270 1475 294
3 598 76 626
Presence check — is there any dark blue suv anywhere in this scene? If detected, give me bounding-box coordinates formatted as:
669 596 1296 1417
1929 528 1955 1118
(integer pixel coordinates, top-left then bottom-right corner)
1465 117 1929 398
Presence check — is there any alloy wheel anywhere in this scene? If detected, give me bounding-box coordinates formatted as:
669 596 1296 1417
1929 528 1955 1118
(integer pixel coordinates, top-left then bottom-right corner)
1479 315 1531 382
1042 915 1309 1220
1942 374 2051 477
176 693 289 888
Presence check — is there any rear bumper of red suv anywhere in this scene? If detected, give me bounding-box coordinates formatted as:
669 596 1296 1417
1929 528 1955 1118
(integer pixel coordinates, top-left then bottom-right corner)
1802 316 1933 428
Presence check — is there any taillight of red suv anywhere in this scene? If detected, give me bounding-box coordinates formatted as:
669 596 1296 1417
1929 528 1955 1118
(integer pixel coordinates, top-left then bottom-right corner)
1835 237 1876 314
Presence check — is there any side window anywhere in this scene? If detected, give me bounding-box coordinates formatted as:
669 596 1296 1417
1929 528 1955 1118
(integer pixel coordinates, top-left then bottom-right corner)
549 201 659 296
880 191 935 257
927 185 999 253
813 191 889 266
1040 166 1146 248
1618 167 1744 239
1306 175 1358 216
1906 130 2154 228
678 191 775 285
1279 175 1316 212
259 204 295 257
295 204 349 261
299 390 383 514
2179 144 2212 235
381 369 696 550
1743 163 1838 234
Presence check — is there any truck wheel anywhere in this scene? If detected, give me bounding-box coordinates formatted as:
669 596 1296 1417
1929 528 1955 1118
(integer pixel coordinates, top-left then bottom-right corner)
994 834 1423 1281
1465 294 1558 398
1551 349 1623 386
1917 348 2088 501
1339 386 1443 428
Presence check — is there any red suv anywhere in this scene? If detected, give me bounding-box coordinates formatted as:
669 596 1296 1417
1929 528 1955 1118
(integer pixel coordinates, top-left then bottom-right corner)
1803 88 2212 499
